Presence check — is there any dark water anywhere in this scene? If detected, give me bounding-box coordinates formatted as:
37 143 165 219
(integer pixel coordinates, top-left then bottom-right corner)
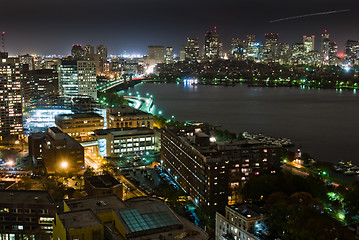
122 82 359 166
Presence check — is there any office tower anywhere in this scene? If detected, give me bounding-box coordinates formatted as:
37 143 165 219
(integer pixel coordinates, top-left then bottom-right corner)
184 38 200 61
71 44 85 59
231 38 244 58
22 69 58 103
83 45 95 55
180 46 186 61
0 55 23 141
204 28 220 59
321 30 330 64
344 40 359 64
97 45 107 73
147 46 165 64
19 54 35 71
165 46 174 64
278 43 290 64
291 43 305 65
329 41 338 65
263 33 279 62
58 59 97 100
303 35 315 52
244 35 259 60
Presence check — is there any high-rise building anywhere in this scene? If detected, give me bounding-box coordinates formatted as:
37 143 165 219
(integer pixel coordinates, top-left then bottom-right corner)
165 46 174 64
321 30 330 64
147 46 165 64
291 43 306 65
263 33 279 62
0 55 23 141
19 54 35 71
96 45 107 73
344 40 359 64
180 46 186 61
244 35 260 60
204 29 220 59
71 44 85 59
303 35 315 52
329 41 338 65
83 45 95 55
58 59 97 100
184 38 200 61
230 38 244 59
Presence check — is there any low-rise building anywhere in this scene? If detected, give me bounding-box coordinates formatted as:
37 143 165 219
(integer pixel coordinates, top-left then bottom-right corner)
84 174 123 199
0 190 56 240
55 112 104 142
215 204 270 240
28 127 84 173
53 195 208 240
161 126 281 207
95 127 160 157
106 106 153 129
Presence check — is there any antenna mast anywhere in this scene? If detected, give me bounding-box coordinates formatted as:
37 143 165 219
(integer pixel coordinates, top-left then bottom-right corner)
1 32 5 52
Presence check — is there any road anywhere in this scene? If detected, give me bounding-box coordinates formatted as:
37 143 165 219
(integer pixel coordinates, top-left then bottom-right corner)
116 174 147 199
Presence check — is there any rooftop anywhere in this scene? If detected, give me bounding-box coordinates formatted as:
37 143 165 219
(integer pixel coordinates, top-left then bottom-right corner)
107 106 151 117
95 127 154 137
0 190 55 205
65 194 126 214
228 203 266 219
58 209 102 229
56 112 103 121
85 174 121 189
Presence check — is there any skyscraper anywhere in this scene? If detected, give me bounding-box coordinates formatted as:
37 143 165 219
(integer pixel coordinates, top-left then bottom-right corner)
184 38 200 61
321 30 330 64
71 44 85 59
344 40 359 64
263 33 279 62
230 38 243 59
97 45 107 73
58 60 97 100
204 28 220 59
0 54 23 141
328 41 338 65
165 46 174 64
303 35 315 52
244 35 259 60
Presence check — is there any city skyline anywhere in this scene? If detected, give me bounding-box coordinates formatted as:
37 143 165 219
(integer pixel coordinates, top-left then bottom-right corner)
1 0 359 55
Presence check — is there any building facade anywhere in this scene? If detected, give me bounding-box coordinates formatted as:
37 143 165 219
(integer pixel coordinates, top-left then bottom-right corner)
0 55 23 141
106 106 153 129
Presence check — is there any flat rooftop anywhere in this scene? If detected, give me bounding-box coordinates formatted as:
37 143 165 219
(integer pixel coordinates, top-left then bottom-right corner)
85 174 121 189
58 209 102 229
107 106 151 116
228 204 266 219
65 194 126 214
0 190 55 205
56 112 103 121
95 127 154 137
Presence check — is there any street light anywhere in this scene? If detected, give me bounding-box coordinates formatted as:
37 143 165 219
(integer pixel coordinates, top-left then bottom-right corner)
61 161 68 169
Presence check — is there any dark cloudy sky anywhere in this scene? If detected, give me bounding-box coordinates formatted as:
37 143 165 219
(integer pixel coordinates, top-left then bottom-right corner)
1 0 359 55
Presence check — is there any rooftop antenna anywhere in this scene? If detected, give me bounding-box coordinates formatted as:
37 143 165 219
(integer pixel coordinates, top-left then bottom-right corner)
1 32 5 52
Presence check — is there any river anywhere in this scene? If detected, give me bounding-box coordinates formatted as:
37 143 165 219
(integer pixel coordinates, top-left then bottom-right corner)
120 82 359 166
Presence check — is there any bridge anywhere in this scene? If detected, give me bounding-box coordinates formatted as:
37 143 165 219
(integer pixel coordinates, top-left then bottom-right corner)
98 76 146 93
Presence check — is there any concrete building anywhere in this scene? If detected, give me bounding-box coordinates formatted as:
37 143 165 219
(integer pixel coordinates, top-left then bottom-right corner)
185 38 200 61
29 127 84 173
215 204 269 240
0 190 56 240
53 195 208 240
147 46 165 64
55 113 104 142
22 69 58 103
161 126 281 207
106 106 153 129
58 59 97 100
0 54 23 142
94 127 160 157
84 174 123 199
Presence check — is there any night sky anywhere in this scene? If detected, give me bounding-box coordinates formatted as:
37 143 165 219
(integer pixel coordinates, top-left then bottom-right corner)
2 0 359 56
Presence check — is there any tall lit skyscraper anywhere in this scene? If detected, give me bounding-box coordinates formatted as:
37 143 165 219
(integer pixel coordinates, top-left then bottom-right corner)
244 35 259 60
165 46 174 64
328 41 338 65
303 35 315 52
97 45 107 73
83 45 95 55
321 30 330 64
204 28 220 59
344 40 359 64
71 44 85 59
184 38 200 61
263 33 279 61
58 60 97 100
230 38 243 58
0 54 23 141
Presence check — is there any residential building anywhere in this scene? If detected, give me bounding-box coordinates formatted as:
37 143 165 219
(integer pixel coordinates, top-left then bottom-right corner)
55 113 104 142
53 195 208 240
215 204 269 240
0 54 23 141
94 127 160 157
161 126 281 207
0 190 56 240
106 106 153 129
